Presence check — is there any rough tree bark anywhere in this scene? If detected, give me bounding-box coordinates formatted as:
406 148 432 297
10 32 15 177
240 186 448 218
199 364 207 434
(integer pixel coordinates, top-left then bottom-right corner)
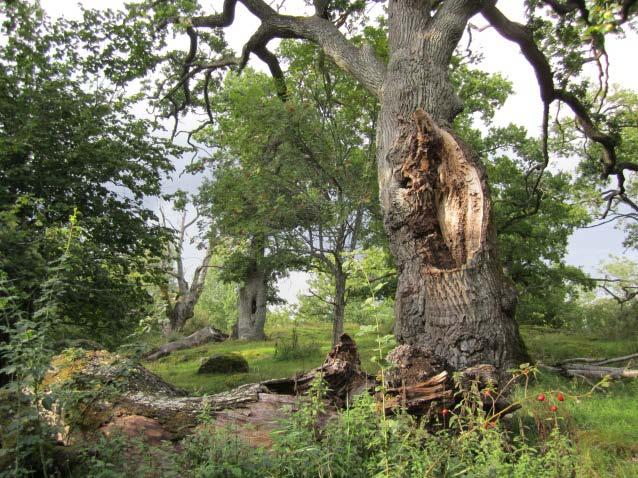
331 265 346 346
237 258 268 341
376 1 527 370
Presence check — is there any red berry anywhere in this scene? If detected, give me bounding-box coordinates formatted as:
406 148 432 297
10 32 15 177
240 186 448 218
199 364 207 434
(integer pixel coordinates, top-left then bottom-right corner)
557 392 565 402
550 405 558 412
537 393 546 402
441 408 449 416
483 389 492 398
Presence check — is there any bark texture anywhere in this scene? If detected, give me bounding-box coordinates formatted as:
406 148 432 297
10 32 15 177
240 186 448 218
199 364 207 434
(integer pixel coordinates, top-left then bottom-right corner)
376 0 527 371
331 267 346 346
237 262 268 340
145 326 228 362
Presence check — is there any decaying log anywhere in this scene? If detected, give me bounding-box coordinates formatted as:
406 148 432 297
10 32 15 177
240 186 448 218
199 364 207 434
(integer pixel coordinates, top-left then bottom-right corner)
43 335 517 449
145 326 228 361
262 334 373 406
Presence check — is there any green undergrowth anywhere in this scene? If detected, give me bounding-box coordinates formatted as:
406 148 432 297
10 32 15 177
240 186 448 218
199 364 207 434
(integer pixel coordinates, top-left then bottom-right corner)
515 327 638 477
145 323 638 476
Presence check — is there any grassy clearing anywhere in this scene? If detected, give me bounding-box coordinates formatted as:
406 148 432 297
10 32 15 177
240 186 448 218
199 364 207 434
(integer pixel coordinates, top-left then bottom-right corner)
146 323 638 476
145 322 385 394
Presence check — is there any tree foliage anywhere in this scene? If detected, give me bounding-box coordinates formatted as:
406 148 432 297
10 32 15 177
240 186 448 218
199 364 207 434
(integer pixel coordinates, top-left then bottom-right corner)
0 0 178 345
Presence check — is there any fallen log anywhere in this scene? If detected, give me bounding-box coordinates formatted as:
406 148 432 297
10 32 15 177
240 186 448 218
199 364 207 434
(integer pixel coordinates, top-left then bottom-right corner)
42 335 517 449
542 352 638 380
145 326 228 361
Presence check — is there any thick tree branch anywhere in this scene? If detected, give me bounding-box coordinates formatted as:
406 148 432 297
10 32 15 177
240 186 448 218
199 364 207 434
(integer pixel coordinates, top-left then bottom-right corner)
482 4 623 199
429 0 492 62
185 0 386 97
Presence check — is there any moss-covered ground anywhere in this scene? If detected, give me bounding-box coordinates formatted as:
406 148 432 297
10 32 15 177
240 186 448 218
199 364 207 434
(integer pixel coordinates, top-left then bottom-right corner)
145 323 638 477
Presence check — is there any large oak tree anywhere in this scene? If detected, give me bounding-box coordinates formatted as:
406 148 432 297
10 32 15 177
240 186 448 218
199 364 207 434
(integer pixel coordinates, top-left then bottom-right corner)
117 0 636 370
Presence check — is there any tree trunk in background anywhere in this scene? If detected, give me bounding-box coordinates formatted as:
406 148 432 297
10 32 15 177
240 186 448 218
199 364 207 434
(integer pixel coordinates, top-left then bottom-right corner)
0 329 9 387
167 299 196 333
237 262 267 340
377 1 527 371
331 267 346 346
160 209 211 335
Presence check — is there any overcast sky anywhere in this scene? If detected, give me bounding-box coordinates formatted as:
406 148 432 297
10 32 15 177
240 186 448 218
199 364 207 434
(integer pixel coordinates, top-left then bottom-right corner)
40 0 638 301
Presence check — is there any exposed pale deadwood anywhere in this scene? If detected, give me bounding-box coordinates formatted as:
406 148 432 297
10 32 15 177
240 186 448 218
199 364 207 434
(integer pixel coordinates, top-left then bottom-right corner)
144 326 228 361
382 345 517 417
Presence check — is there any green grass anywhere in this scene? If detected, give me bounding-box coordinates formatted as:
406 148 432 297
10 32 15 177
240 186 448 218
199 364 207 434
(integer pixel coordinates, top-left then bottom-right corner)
516 325 638 477
145 322 638 476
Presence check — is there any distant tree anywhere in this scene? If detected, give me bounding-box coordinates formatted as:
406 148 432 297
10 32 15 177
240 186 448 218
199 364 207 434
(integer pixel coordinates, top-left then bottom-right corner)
196 40 381 343
296 246 396 328
195 77 307 339
158 195 212 334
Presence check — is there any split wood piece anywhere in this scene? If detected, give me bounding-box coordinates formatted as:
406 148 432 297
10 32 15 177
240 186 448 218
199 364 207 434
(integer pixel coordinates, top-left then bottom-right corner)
262 334 374 406
145 326 229 361
383 345 518 417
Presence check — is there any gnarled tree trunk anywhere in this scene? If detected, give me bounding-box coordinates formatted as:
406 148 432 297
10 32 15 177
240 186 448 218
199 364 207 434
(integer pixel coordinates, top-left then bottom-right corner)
237 261 268 340
167 299 196 332
331 266 346 346
160 208 212 335
377 1 527 371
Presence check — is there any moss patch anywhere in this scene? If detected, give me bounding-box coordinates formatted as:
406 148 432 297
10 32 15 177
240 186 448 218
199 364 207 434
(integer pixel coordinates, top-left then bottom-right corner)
197 353 249 374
